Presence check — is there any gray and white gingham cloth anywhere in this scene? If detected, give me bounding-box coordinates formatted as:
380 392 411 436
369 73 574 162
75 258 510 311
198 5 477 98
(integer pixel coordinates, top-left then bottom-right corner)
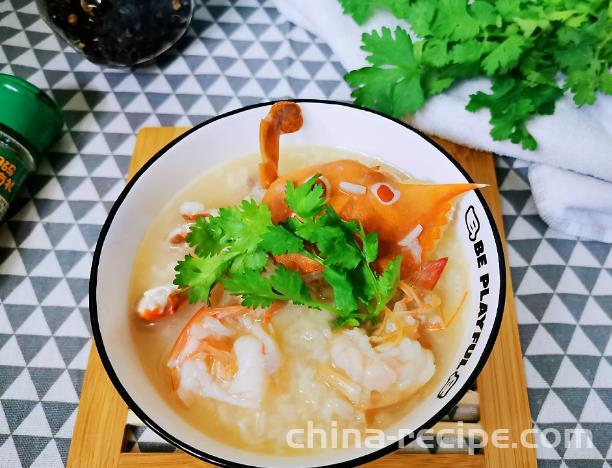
0 0 610 466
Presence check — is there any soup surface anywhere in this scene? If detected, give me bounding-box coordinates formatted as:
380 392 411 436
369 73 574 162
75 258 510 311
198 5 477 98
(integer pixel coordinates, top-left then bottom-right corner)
129 145 471 454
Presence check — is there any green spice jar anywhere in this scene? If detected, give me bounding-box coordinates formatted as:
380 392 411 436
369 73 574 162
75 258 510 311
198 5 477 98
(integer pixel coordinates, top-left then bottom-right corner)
0 74 63 219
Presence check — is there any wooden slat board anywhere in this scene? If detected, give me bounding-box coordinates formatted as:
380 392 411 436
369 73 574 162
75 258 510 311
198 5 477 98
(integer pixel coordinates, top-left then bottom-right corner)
429 138 536 468
68 127 536 468
116 452 485 468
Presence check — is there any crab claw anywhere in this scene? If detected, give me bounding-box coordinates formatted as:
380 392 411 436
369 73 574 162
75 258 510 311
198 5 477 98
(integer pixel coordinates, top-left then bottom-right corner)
259 101 303 189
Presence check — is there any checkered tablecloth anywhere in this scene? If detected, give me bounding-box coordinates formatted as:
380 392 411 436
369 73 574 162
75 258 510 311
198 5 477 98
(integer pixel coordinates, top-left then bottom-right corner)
0 0 610 466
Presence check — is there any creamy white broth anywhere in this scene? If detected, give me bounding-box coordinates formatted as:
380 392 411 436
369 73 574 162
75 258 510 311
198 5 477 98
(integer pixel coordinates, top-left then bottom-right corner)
129 145 470 454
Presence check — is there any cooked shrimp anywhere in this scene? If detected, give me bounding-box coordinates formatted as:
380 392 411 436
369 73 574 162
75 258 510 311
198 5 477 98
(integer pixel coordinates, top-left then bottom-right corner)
136 285 187 321
168 305 282 409
324 327 435 409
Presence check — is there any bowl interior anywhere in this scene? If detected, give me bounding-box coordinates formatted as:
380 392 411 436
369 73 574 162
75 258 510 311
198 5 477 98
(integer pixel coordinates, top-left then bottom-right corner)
93 101 504 467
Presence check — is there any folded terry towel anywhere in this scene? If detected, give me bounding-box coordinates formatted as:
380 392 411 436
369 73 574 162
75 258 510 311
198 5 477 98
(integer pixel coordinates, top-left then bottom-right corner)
275 0 612 242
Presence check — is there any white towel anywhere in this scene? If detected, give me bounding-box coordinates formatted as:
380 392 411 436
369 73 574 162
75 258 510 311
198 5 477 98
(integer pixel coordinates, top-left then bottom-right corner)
275 0 612 242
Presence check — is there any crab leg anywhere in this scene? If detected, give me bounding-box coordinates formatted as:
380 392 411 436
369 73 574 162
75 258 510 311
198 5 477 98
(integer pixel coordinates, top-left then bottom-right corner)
259 101 303 189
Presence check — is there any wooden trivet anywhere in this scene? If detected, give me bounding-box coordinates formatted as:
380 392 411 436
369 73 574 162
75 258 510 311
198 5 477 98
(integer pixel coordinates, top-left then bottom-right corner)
67 127 537 468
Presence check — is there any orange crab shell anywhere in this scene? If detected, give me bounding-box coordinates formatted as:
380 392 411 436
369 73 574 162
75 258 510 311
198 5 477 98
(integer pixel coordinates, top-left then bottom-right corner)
262 159 479 271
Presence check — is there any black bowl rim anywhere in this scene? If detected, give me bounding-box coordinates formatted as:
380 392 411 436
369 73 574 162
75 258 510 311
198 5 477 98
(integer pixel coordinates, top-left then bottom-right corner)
89 99 506 468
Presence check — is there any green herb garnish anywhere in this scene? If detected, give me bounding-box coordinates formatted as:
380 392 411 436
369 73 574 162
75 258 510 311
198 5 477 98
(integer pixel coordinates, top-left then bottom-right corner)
340 0 611 150
174 176 401 327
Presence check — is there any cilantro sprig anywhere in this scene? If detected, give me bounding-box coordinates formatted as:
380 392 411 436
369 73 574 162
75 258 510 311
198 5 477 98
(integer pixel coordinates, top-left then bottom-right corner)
173 176 402 327
341 0 611 150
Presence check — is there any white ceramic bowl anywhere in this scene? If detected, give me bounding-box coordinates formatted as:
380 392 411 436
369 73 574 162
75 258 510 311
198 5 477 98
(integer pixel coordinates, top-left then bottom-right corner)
91 100 505 467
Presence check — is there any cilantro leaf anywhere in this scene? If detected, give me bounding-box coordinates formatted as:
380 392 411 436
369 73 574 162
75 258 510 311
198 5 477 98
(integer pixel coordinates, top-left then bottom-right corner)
221 269 278 309
420 69 457 96
186 216 223 257
174 254 232 303
420 38 451 67
557 15 612 106
345 66 397 113
376 255 402 306
230 250 269 274
284 176 326 219
362 26 419 69
268 265 312 306
323 266 358 313
261 225 305 255
175 162 404 326
402 0 436 37
430 0 480 41
565 68 599 105
177 200 273 301
348 262 378 306
365 255 402 320
469 1 498 28
223 266 330 312
450 41 485 65
467 76 562 150
294 210 362 269
482 36 529 75
339 0 611 150
601 71 612 95
338 317 362 328
338 0 399 25
213 199 273 253
359 225 378 263
346 27 425 117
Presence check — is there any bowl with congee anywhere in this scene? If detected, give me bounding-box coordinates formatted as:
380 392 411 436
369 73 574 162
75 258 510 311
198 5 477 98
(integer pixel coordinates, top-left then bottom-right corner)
91 100 505 467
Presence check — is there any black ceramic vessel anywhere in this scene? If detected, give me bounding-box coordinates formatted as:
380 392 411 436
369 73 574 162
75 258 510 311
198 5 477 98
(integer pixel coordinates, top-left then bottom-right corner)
36 0 194 67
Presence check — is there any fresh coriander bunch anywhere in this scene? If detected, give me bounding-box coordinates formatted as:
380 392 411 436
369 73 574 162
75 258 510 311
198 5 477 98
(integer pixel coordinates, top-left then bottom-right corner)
174 175 401 327
340 0 612 150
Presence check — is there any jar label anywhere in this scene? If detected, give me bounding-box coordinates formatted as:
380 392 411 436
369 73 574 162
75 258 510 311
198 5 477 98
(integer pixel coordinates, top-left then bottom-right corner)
0 151 30 219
